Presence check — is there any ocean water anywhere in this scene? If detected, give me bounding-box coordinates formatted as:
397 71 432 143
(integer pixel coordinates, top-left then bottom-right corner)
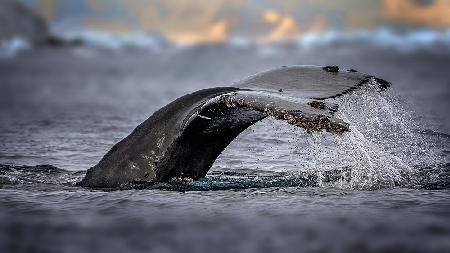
0 43 449 253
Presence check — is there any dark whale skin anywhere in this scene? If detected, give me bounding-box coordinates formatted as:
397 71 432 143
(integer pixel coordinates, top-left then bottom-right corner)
80 87 239 188
79 66 390 189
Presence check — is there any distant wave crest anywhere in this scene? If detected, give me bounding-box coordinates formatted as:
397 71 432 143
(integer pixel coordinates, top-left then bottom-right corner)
1 28 450 58
296 28 450 49
67 28 450 50
0 37 30 58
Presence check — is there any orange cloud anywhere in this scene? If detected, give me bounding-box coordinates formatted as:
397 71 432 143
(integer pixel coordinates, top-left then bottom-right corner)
383 0 450 28
33 0 450 45
263 9 280 24
209 20 228 41
262 10 300 43
121 0 232 44
166 20 228 44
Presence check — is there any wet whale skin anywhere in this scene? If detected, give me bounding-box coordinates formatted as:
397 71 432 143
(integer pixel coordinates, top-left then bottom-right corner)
79 66 389 189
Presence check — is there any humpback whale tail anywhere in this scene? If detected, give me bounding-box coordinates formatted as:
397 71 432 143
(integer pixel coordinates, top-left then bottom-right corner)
79 66 390 189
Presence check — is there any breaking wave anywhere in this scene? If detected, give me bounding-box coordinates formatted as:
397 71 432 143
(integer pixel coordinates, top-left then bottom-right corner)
62 28 450 50
2 28 450 58
296 28 450 50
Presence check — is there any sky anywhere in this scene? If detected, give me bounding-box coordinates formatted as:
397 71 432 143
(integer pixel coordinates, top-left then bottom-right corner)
21 0 450 44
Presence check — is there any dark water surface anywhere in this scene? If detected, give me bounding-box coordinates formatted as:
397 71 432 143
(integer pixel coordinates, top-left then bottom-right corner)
0 44 449 252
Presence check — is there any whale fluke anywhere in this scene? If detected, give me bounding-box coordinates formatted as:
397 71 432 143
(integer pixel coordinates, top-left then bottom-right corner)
79 66 390 189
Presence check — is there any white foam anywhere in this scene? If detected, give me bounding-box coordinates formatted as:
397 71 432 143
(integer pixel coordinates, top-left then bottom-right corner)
295 28 450 50
0 37 30 58
56 28 450 52
299 87 444 189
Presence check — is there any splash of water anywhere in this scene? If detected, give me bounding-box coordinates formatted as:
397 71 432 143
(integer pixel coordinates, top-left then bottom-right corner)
300 87 445 190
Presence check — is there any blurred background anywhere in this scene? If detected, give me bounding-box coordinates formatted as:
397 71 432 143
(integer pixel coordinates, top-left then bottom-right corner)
11 0 450 43
1 1 450 253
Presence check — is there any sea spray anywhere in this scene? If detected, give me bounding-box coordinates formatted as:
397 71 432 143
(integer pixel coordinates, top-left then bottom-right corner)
321 87 443 189
215 85 445 190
